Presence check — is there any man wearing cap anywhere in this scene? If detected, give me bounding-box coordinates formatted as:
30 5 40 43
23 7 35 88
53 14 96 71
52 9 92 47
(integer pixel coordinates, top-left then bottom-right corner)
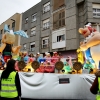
36 52 43 63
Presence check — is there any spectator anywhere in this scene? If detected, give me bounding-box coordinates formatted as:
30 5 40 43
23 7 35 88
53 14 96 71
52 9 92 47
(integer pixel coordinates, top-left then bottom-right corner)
36 52 42 63
29 53 35 61
90 71 100 100
0 59 21 100
23 52 29 64
51 52 59 64
45 53 51 63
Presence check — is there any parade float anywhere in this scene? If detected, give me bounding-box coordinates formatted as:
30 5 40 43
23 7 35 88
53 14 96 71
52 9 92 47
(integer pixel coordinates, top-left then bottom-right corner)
0 23 99 99
0 23 98 74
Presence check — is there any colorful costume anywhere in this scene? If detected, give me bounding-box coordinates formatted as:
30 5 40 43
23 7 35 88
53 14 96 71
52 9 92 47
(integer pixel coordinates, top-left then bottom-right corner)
2 44 12 62
0 24 28 62
79 23 100 69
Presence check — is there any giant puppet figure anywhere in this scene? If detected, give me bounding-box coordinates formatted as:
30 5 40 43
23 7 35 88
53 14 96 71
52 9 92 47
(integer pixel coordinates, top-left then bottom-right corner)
79 23 100 69
0 24 28 62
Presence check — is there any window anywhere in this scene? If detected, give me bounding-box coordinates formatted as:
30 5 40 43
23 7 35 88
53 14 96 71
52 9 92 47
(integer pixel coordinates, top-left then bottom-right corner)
43 2 50 13
93 8 100 17
52 28 66 49
0 40 1 46
93 4 100 18
57 34 65 42
42 37 49 48
25 17 28 23
92 24 100 32
30 42 35 51
32 13 37 22
8 25 10 29
52 28 66 43
24 30 28 37
25 30 27 35
53 0 64 11
23 44 26 50
43 19 50 29
12 22 15 31
53 9 65 29
0 29 3 34
99 25 100 32
31 27 36 36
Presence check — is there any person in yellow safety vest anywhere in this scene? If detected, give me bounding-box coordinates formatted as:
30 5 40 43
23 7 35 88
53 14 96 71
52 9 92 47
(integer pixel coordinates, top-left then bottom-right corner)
0 59 21 100
90 71 100 100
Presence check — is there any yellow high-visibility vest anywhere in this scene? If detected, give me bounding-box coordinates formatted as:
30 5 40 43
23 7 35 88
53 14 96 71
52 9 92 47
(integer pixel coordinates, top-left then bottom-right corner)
0 71 18 98
96 77 100 100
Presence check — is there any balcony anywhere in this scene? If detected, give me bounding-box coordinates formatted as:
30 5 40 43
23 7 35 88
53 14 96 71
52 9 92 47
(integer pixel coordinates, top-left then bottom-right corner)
52 41 66 49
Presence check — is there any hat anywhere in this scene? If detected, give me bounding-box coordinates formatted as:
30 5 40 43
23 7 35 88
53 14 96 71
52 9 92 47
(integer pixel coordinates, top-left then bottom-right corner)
47 53 50 55
53 52 57 54
45 52 48 54
85 23 91 27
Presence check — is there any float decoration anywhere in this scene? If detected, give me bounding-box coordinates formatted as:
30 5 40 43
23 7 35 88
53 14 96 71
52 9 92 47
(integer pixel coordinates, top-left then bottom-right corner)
73 62 83 73
55 61 64 73
62 62 72 74
0 24 28 62
79 23 100 69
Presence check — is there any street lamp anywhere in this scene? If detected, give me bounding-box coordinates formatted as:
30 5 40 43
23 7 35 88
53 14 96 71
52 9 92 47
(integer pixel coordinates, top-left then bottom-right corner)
11 19 15 22
11 19 15 31
11 18 20 46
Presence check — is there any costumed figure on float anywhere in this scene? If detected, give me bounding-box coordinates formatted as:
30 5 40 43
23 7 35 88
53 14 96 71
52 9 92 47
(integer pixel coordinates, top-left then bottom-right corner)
0 24 28 68
79 23 100 69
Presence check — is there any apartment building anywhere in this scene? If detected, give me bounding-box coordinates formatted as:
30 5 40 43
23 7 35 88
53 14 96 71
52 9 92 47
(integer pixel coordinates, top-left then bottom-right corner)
0 13 22 46
21 2 42 54
21 0 100 57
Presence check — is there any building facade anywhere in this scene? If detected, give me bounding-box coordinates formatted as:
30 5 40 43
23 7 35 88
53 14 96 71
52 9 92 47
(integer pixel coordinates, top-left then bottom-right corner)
21 0 100 57
0 13 22 46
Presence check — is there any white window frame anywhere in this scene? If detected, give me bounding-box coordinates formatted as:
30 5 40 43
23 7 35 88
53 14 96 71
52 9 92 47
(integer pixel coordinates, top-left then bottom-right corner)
8 25 10 30
43 2 50 13
32 13 37 22
0 29 3 34
25 17 28 23
25 30 27 35
93 4 100 18
30 42 35 51
31 27 36 35
23 44 26 50
43 19 50 29
42 37 49 48
0 40 1 46
52 28 66 49
24 30 28 37
92 24 100 32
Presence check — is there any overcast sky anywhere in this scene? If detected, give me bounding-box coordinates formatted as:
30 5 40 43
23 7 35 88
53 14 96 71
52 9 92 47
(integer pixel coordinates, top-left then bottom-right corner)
0 0 41 24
